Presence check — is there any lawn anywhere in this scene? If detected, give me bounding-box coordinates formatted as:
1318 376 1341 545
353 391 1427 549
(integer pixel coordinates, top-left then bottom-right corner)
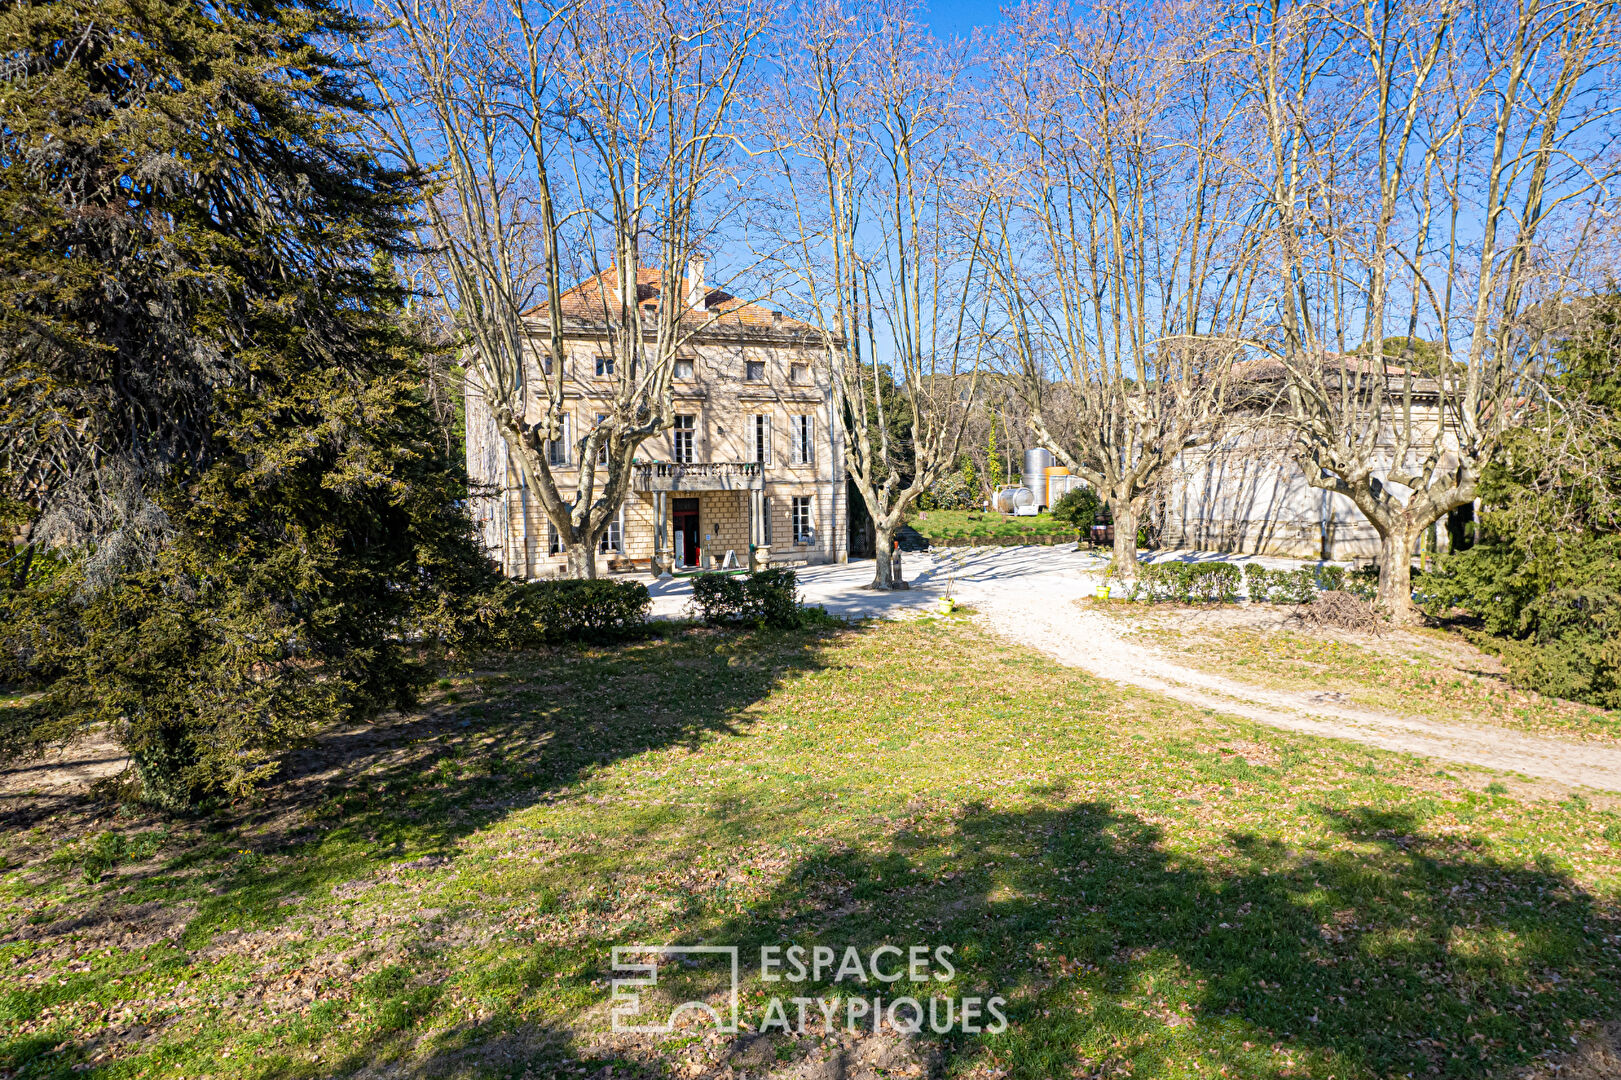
3 618 1621 1079
1122 618 1621 742
909 510 1077 543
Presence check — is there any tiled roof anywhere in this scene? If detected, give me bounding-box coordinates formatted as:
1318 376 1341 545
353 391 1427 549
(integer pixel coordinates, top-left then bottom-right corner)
526 267 820 339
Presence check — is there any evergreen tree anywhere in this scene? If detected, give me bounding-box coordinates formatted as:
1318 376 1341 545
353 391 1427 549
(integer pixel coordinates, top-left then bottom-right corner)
1426 296 1621 707
0 0 506 804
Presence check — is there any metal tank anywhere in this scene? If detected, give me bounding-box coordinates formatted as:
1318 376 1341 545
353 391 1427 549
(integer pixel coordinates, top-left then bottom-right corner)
991 485 1037 514
1022 447 1054 507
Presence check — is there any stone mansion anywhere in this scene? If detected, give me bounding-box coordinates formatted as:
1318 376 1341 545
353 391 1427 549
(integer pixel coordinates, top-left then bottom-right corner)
464 265 849 577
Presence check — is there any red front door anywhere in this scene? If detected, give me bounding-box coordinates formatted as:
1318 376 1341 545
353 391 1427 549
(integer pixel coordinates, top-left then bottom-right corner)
672 498 700 567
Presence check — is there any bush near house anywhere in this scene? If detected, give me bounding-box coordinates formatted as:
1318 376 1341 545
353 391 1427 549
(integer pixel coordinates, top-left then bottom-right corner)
1126 561 1243 603
1049 486 1102 532
1109 562 1377 605
690 568 800 627
514 579 653 643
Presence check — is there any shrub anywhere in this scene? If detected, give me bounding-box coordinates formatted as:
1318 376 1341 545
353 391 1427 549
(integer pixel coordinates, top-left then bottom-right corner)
1244 563 1271 602
1128 561 1241 603
690 569 801 628
1242 564 1347 604
925 470 976 511
1050 487 1101 532
514 579 652 644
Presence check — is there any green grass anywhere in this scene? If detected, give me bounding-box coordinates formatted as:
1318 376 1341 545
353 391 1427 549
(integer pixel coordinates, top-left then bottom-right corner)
2 620 1620 1078
1131 624 1621 741
909 509 1077 541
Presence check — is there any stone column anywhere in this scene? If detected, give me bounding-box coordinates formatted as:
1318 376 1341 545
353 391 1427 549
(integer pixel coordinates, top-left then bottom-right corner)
653 491 668 575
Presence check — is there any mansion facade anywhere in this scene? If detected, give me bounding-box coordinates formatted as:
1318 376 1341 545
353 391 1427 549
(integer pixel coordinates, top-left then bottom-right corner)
465 265 848 577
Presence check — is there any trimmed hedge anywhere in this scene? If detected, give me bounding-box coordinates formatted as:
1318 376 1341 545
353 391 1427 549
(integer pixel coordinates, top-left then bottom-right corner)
514 579 652 643
1243 563 1377 604
1114 561 1380 605
690 568 800 627
1127 561 1242 603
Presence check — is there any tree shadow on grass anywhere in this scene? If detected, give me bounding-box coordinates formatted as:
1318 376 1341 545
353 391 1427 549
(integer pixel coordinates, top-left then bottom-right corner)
0 624 840 1080
652 799 1614 1079
322 793 1621 1080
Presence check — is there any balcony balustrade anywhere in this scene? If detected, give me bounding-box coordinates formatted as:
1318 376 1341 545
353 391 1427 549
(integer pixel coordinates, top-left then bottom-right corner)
632 460 764 492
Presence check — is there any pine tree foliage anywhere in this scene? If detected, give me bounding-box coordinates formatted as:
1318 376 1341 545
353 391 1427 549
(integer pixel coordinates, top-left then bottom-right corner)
0 0 509 805
1426 296 1621 708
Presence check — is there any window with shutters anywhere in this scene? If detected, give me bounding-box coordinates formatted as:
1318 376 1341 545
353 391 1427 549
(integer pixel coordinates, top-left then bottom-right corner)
672 414 695 463
791 496 813 545
791 415 814 465
751 414 772 464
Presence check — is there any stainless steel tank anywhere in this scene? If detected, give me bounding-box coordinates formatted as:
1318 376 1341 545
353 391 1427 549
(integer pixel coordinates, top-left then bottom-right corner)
991 485 1036 514
1023 447 1054 507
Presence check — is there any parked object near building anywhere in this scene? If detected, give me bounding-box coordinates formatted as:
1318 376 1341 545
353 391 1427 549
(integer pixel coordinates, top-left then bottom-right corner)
465 265 846 577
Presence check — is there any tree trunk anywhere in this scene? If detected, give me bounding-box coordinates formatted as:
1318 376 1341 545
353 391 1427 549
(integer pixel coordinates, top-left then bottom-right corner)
1374 525 1421 625
565 540 599 580
868 522 899 590
1110 501 1140 581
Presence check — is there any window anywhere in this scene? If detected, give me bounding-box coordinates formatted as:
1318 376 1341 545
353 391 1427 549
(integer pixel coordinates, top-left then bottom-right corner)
672 414 695 463
547 522 565 555
599 508 623 553
674 358 694 380
547 415 570 466
762 496 773 545
791 496 814 545
791 415 814 465
595 353 614 377
745 359 765 381
751 414 772 464
596 414 609 465
790 363 809 385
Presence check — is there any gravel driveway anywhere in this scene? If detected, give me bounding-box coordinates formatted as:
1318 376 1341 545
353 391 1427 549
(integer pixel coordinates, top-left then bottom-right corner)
642 547 1621 793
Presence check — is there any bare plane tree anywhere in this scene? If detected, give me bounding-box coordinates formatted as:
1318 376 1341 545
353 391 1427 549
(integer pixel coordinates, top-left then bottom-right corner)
981 0 1264 580
767 0 988 589
369 0 767 577
1237 0 1621 622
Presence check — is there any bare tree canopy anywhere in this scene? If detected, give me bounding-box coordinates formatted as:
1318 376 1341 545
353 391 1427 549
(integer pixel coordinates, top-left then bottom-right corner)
368 0 769 577
980 0 1265 579
1234 0 1621 622
765 0 990 589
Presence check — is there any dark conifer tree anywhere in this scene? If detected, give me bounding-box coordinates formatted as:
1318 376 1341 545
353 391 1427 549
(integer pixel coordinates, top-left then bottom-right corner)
0 0 506 805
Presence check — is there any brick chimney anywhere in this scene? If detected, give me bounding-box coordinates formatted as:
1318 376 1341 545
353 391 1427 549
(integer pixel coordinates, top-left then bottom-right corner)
685 257 706 312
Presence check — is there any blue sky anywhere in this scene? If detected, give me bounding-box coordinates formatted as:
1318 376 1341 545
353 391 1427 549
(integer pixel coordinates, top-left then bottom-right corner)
924 0 1003 42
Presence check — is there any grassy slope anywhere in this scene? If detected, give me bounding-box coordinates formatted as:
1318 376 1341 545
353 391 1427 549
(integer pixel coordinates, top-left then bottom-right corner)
908 510 1075 540
1127 622 1621 742
2 620 1620 1079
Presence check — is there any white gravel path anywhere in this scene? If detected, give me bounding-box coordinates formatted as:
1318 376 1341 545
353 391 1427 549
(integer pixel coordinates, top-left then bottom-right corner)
641 547 1621 793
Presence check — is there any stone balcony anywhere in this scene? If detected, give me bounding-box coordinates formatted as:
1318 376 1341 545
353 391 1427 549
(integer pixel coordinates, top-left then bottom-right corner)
632 460 764 492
